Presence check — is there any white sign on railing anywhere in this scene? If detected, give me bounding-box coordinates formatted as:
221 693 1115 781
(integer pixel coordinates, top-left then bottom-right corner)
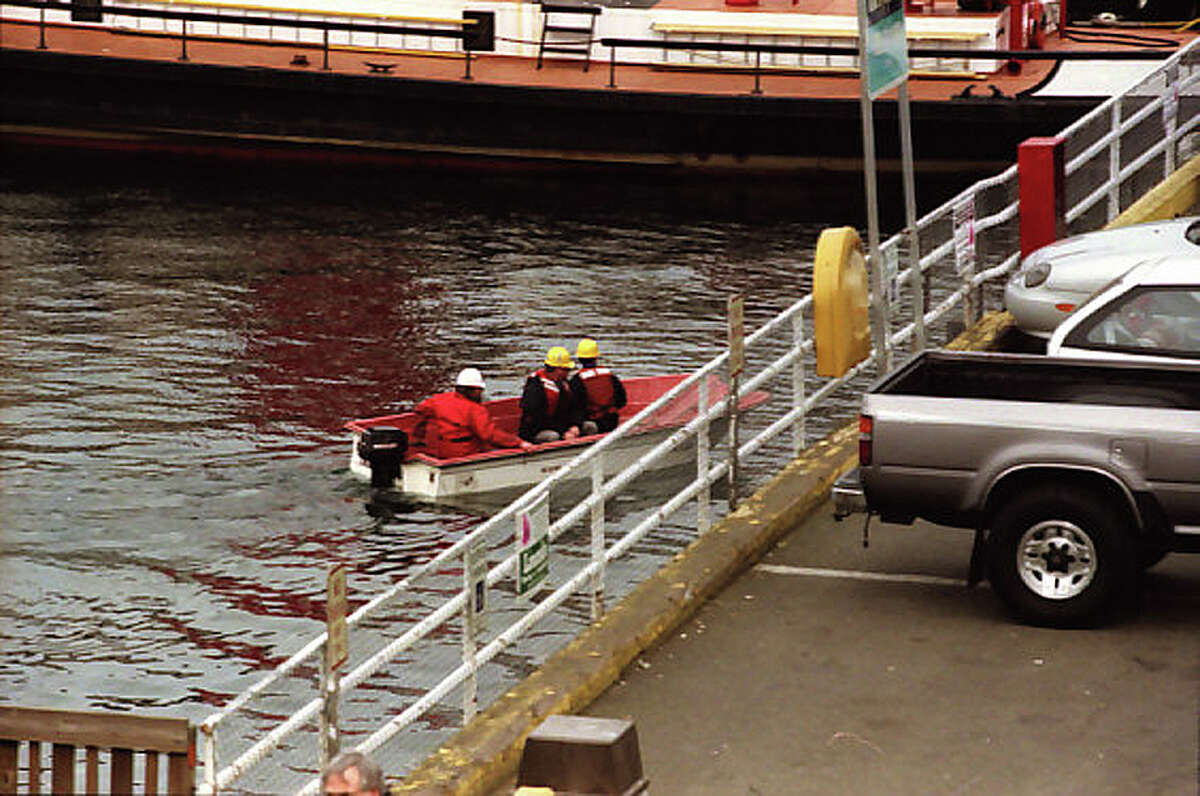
728 294 745 377
516 492 550 598
326 565 348 671
465 539 488 638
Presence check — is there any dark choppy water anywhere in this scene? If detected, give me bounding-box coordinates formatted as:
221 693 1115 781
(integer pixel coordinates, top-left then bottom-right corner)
2 159 906 732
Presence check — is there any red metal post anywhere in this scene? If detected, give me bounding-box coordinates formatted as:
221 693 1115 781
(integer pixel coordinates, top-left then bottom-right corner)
1008 0 1026 49
1018 136 1065 258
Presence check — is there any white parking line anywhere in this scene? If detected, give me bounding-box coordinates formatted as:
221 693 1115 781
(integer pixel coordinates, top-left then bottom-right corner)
755 563 967 588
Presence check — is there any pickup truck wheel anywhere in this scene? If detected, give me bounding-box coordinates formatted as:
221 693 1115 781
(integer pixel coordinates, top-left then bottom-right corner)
989 487 1134 627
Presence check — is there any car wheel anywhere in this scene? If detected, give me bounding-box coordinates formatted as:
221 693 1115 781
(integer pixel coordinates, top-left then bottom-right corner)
988 486 1135 627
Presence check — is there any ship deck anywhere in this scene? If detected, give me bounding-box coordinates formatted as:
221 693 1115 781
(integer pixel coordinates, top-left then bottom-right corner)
3 1 1193 105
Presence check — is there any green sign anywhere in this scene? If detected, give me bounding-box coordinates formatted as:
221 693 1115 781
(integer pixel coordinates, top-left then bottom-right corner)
863 0 908 99
516 492 549 597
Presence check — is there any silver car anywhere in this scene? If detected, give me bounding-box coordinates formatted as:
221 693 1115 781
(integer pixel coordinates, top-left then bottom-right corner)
1004 216 1199 338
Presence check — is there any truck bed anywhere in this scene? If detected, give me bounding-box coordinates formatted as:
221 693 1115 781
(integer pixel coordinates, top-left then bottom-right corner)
880 351 1200 411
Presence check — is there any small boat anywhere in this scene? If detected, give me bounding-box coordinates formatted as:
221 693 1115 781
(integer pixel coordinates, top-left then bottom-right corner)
346 373 770 499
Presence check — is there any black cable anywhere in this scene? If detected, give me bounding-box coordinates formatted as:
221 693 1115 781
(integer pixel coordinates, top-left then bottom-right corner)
1060 26 1181 46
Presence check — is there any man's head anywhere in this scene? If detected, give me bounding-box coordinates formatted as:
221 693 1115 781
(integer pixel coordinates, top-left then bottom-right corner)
543 346 574 379
575 337 599 367
454 367 486 402
321 750 384 796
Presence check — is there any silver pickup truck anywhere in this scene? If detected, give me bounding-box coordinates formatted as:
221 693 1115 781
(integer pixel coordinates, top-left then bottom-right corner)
834 349 1200 627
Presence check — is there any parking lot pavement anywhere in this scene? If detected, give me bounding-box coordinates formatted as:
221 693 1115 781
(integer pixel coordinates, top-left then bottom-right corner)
584 505 1200 795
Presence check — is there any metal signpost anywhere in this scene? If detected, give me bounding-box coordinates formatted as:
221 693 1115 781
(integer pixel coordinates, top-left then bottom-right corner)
857 0 919 372
727 295 745 510
320 564 348 768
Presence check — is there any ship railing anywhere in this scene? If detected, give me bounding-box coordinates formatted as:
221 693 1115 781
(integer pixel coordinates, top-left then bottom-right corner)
0 0 484 72
194 39 1196 795
600 36 1184 95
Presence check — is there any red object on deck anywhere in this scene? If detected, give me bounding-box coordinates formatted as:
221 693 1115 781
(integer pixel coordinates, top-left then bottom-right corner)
725 0 759 7
1018 136 1066 258
1008 0 1027 50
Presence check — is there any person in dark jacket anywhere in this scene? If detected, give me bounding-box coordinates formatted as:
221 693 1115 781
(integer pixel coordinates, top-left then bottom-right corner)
568 337 627 434
519 346 581 443
414 368 533 458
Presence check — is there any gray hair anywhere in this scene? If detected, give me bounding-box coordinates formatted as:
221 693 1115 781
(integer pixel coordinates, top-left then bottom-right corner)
321 750 385 792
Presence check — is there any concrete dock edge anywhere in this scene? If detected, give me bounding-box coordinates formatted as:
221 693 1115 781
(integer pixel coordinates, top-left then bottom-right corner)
394 312 1014 796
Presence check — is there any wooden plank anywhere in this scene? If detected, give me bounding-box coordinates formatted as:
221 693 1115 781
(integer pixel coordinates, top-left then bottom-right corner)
146 751 160 795
85 747 99 794
0 707 191 754
29 740 42 794
51 743 73 794
111 748 133 794
167 748 194 794
0 739 17 794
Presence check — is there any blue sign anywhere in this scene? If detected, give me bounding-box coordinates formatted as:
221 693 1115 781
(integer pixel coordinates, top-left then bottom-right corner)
864 0 908 99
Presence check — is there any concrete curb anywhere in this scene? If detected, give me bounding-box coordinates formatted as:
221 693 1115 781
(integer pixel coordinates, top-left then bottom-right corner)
394 311 1015 796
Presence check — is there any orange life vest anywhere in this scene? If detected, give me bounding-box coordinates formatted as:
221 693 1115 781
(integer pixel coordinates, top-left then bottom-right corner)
531 369 565 416
576 366 618 420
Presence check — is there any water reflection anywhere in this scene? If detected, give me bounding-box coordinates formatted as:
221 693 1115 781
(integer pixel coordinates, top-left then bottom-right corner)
0 155 933 730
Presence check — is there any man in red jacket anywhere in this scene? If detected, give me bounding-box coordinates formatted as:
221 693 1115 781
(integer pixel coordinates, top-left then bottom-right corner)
414 368 534 459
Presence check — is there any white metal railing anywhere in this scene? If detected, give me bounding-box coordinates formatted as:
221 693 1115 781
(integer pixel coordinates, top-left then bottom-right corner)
199 38 1198 794
2 0 469 55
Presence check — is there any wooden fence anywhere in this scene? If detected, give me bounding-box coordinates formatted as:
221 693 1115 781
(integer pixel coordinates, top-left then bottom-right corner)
0 706 194 794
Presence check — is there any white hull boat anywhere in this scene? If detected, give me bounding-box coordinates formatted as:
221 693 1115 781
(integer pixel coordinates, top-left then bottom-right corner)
346 374 769 500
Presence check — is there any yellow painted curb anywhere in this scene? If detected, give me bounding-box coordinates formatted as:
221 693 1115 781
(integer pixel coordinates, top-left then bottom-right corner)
393 311 1015 796
1106 154 1200 229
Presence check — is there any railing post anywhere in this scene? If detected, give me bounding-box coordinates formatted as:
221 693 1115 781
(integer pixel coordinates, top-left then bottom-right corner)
1107 101 1121 221
908 224 926 351
590 457 605 621
323 28 330 70
696 374 711 534
463 49 473 80
752 49 763 95
319 646 340 770
1163 62 1179 176
726 295 744 510
202 723 218 794
791 308 806 458
180 19 189 61
898 81 925 352
462 540 483 723
1017 136 1065 257
608 47 617 88
727 372 739 510
39 5 47 49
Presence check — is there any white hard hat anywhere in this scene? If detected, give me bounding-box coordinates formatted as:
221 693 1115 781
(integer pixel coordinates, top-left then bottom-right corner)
455 367 486 389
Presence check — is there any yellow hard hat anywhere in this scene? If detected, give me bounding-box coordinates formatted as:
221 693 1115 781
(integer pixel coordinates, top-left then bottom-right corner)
544 346 574 369
575 338 599 360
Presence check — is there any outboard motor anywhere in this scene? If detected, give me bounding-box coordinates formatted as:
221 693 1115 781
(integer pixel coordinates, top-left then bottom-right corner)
357 426 408 489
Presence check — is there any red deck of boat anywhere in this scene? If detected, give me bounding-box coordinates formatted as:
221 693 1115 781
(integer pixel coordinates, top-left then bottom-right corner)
4 2 1189 107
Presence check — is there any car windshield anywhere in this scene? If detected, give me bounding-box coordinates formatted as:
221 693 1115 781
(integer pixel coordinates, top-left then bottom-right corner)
1076 287 1200 358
